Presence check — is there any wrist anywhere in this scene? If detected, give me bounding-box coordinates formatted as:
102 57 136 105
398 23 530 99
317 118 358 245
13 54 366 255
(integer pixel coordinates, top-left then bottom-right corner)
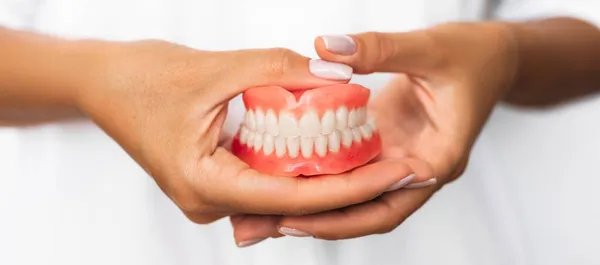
61 39 120 112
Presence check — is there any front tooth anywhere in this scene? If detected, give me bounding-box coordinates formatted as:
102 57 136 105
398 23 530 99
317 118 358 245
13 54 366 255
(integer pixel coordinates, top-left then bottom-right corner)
321 110 336 135
274 136 286 157
357 107 367 125
299 110 321 137
287 136 300 158
348 108 358 128
247 132 255 148
328 130 341 153
367 116 377 131
279 111 299 136
263 134 274 155
246 110 256 131
300 137 314 158
239 126 249 144
255 108 266 133
352 128 362 143
315 135 328 157
359 125 373 140
253 133 263 152
341 129 353 148
265 109 279 136
336 106 348 130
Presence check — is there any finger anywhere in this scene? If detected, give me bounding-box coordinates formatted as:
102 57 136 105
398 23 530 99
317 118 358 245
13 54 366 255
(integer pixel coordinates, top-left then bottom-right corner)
230 214 284 247
314 31 440 75
277 186 438 240
199 148 421 216
228 158 435 240
215 48 354 100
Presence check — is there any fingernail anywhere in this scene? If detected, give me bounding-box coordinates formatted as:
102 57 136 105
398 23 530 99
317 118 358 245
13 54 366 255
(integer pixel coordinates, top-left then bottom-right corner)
278 226 313 237
385 173 416 192
405 178 437 189
309 59 352 80
321 35 356 55
237 238 266 248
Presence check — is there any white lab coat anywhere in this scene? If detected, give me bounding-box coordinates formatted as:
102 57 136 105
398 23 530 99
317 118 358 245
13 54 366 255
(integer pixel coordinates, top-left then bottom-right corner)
0 0 599 265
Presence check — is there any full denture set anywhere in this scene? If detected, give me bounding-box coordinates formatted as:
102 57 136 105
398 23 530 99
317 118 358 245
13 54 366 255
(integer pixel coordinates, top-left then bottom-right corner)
232 84 381 177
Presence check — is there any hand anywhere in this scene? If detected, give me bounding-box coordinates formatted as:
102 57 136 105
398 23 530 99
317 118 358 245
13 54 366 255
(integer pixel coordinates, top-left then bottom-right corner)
74 40 429 231
232 22 517 241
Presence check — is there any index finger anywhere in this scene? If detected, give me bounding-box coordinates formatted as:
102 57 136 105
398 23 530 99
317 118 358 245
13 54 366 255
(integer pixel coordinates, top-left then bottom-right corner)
200 148 424 215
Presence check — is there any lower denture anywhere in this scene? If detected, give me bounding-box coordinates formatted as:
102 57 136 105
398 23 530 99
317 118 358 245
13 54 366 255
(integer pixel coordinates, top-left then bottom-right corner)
231 84 381 177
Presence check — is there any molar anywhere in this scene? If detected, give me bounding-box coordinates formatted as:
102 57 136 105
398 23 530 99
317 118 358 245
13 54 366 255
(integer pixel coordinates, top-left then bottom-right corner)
367 116 377 131
359 124 373 140
247 132 255 148
239 126 249 144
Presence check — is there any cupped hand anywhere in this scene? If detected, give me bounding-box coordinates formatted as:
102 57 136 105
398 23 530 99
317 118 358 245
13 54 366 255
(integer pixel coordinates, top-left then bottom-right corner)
232 22 518 241
74 40 427 231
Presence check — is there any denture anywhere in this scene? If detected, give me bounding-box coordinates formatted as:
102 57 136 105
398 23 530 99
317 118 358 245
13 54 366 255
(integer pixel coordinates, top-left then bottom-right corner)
231 84 381 177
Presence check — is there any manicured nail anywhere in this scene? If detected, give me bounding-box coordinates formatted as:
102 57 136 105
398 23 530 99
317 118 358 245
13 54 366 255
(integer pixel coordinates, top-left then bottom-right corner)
321 35 356 55
405 178 437 189
309 59 352 80
385 173 416 192
278 226 313 237
237 238 266 248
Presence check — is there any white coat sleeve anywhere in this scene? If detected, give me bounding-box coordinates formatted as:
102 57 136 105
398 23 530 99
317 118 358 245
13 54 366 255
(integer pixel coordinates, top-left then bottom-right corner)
492 0 600 26
0 0 41 29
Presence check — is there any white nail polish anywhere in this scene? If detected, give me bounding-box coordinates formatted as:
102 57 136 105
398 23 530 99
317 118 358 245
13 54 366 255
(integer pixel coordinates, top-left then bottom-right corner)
405 178 437 189
321 35 356 55
278 227 312 237
237 238 266 248
385 174 416 192
309 59 352 80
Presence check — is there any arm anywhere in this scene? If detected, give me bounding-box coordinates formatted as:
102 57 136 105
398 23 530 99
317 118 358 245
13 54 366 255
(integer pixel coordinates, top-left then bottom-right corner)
503 17 600 107
0 27 99 124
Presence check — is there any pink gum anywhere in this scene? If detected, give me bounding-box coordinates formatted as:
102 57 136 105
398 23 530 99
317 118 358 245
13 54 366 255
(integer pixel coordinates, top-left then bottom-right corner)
242 84 370 118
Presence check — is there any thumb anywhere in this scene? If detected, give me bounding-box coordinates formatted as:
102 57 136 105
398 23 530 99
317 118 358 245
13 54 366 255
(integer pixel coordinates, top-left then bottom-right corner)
314 31 438 75
216 48 354 100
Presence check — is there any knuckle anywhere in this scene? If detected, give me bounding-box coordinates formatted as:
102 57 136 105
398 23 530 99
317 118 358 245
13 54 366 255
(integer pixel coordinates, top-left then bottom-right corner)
355 31 394 73
359 31 383 73
263 48 296 78
184 213 221 225
174 194 212 214
374 220 399 235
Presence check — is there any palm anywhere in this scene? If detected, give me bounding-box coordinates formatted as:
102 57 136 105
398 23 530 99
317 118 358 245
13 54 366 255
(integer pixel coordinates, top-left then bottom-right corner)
369 74 467 180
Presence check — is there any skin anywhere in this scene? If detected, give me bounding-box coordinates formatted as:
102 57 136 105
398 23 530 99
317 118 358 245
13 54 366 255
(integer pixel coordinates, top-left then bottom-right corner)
232 17 600 243
0 27 433 226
